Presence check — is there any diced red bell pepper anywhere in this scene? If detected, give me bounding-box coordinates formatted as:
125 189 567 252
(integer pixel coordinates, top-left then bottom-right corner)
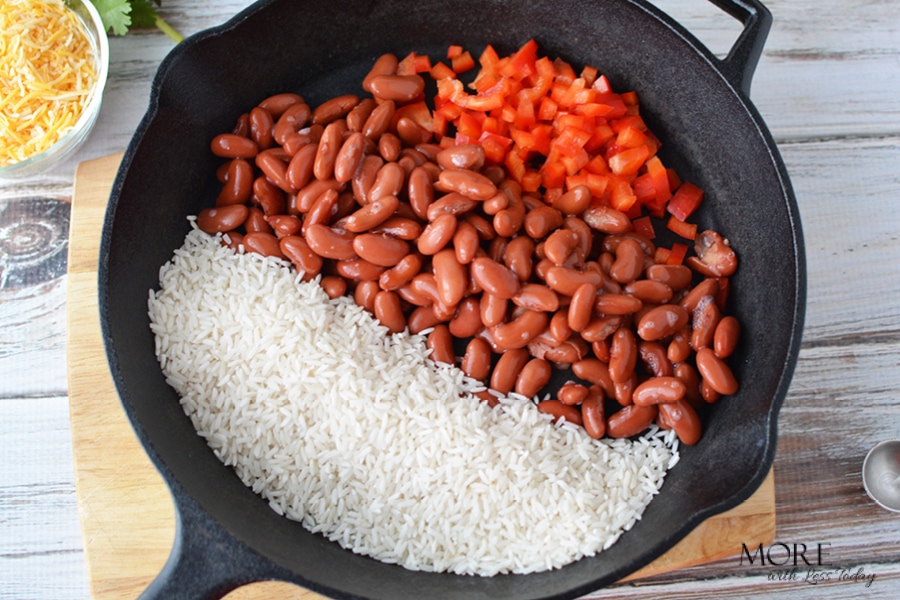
632 215 656 239
667 181 704 222
608 144 649 176
666 215 698 240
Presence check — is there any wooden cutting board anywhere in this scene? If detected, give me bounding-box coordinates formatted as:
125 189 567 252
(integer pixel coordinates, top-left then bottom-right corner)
67 153 775 600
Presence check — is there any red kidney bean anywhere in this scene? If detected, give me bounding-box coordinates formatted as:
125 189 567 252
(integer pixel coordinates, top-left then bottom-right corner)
285 143 317 191
256 149 293 193
461 337 491 382
714 315 741 358
544 266 604 297
679 278 719 312
696 347 739 395
624 279 673 304
349 233 408 268
407 305 442 334
639 341 673 378
279 235 323 280
492 310 548 350
609 238 645 284
689 229 738 277
333 131 366 183
426 193 479 221
267 214 302 237
371 217 422 241
436 143 485 171
304 224 357 260
249 106 275 150
552 184 591 216
437 168 497 201
211 133 258 159
244 206 272 233
216 159 254 206
490 347 531 394
524 205 564 239
607 404 658 438
512 284 559 312
543 229 579 265
667 327 692 364
294 179 341 215
258 93 304 119
346 98 376 132
320 275 348 299
609 328 637 383
363 53 399 93
432 249 468 307
448 297 482 338
417 213 457 255
691 295 721 351
637 304 690 341
572 358 615 398
344 195 399 233
354 279 380 312
378 253 422 291
699 378 720 404
537 400 583 426
558 383 589 406
312 94 359 125
451 220 480 265
362 99 395 140
368 162 406 202
371 290 405 334
426 324 455 364
581 386 606 439
583 205 632 234
368 74 425 103
659 400 702 446
301 188 339 235
567 282 597 333
613 374 637 406
480 293 508 328
514 358 551 398
196 205 248 233
646 263 693 290
594 293 642 315
674 362 703 408
632 376 686 407
243 231 285 259
580 315 623 343
350 154 383 204
273 102 312 145
500 236 532 281
470 257 520 299
336 258 385 281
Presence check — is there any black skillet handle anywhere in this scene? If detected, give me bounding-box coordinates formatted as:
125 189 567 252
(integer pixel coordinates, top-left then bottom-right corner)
706 0 773 95
138 489 283 600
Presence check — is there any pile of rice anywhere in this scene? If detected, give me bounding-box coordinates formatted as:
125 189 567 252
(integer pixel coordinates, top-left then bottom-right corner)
148 226 680 576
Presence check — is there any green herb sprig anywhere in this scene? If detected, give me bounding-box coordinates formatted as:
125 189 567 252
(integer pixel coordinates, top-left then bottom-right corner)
89 0 183 43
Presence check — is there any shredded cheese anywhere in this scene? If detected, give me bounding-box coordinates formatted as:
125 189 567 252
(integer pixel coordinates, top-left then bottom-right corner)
1 0 98 167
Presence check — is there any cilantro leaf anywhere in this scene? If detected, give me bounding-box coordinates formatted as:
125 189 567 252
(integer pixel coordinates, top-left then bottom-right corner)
128 0 160 29
90 0 132 36
87 0 180 41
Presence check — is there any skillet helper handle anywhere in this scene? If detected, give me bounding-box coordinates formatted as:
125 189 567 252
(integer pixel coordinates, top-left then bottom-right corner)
138 491 280 600
707 0 772 95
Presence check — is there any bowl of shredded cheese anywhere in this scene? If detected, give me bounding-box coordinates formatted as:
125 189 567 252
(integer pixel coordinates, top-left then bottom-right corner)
0 0 109 179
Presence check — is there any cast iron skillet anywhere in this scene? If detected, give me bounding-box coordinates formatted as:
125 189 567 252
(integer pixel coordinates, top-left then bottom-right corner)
99 0 805 598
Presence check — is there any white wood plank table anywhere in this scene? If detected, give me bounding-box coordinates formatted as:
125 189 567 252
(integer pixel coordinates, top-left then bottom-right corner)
2 1 898 598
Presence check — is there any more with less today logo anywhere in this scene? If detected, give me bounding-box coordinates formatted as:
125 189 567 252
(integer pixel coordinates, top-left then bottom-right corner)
740 542 876 588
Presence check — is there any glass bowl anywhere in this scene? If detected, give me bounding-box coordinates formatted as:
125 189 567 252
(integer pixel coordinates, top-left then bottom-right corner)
0 0 110 180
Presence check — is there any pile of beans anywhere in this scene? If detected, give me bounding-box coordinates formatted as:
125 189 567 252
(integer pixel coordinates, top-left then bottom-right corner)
196 53 742 446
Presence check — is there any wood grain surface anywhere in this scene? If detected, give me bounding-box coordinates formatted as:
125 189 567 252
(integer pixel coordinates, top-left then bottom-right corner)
2 1 900 599
67 153 775 599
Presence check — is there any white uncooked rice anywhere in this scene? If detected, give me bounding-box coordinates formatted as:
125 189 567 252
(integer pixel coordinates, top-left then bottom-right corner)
148 226 680 576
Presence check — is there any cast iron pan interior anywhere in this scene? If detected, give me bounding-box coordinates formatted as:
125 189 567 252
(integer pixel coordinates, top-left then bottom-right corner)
99 0 805 598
